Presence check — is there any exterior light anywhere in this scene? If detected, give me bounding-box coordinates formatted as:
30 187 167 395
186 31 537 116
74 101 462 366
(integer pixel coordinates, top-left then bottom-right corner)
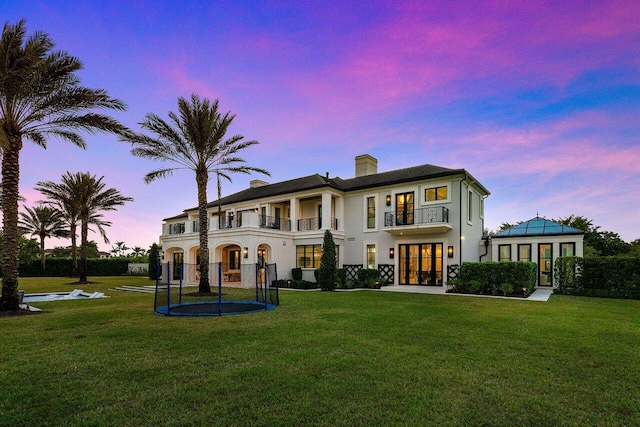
447 246 454 258
243 247 248 258
389 248 394 259
386 195 391 206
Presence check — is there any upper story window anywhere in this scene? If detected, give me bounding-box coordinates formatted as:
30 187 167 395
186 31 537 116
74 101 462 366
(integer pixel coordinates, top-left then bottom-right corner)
425 186 447 202
169 223 185 234
366 196 376 229
467 190 473 223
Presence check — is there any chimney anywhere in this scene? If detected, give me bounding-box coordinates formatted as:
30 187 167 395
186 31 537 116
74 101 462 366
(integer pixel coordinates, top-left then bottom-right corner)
250 179 269 188
355 154 378 177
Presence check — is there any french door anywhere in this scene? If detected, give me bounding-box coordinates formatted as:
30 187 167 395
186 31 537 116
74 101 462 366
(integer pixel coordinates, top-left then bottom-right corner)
399 243 443 285
396 192 414 225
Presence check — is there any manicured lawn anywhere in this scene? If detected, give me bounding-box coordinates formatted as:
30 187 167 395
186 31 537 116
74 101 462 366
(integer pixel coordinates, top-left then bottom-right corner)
2 276 639 426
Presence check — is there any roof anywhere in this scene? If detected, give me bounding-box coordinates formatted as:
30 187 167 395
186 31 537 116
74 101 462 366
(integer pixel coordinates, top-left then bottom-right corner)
493 216 584 238
165 162 490 220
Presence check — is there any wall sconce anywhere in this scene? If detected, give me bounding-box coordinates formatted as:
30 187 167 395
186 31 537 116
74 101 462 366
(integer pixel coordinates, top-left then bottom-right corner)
447 246 454 258
243 247 248 258
386 195 391 206
389 248 394 259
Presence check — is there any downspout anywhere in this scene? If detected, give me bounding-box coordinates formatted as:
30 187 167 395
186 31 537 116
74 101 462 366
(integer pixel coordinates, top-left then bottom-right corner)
459 174 467 267
480 235 490 262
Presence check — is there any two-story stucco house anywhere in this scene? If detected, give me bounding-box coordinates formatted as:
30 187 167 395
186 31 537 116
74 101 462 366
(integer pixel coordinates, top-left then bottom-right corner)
160 154 490 286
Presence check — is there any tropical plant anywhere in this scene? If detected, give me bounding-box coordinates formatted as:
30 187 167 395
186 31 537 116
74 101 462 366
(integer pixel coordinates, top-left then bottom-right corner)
110 241 129 257
36 171 114 276
18 204 68 271
129 246 146 258
121 94 269 293
0 20 127 310
71 173 132 283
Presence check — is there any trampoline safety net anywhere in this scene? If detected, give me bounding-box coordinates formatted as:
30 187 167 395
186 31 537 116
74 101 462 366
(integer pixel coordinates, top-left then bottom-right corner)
154 262 279 316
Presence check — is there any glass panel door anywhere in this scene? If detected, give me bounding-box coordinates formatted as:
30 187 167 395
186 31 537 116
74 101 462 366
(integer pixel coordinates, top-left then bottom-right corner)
538 244 552 286
399 243 443 286
172 252 184 280
395 192 414 225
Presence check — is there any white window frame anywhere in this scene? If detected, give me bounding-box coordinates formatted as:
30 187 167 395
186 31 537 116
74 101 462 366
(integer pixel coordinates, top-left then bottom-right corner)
422 182 451 206
365 242 377 270
467 190 474 225
363 194 378 232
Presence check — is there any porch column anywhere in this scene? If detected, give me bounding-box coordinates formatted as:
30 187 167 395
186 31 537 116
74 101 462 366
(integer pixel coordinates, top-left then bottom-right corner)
321 192 332 230
289 197 298 231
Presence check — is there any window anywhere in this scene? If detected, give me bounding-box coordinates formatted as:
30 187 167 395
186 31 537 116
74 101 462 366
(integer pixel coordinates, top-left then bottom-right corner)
229 249 240 270
396 192 414 225
518 244 531 262
169 223 185 234
480 197 484 219
366 196 376 229
296 245 322 268
499 244 511 262
468 190 473 223
425 186 447 201
560 242 575 257
366 244 376 269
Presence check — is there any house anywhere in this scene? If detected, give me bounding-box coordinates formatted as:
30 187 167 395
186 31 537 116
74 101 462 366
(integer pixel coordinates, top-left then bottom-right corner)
160 154 490 287
487 217 584 287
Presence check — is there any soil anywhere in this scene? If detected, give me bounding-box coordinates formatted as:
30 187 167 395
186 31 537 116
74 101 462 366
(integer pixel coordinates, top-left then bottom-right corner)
0 308 44 318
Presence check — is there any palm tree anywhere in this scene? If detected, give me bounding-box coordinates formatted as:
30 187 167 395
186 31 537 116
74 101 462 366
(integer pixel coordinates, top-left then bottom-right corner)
18 204 68 271
0 20 127 310
72 173 132 284
130 246 146 258
36 171 106 277
121 94 269 293
110 241 129 257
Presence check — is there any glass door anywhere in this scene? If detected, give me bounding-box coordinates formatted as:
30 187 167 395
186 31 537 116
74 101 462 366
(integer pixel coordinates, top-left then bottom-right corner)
172 252 184 280
399 243 443 286
396 192 414 225
538 244 552 286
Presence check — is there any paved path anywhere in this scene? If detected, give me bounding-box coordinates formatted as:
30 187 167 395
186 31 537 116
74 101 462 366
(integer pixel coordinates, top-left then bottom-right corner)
379 285 553 301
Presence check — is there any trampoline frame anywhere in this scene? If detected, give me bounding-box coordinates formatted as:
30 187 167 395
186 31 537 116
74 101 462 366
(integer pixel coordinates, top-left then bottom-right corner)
154 262 279 316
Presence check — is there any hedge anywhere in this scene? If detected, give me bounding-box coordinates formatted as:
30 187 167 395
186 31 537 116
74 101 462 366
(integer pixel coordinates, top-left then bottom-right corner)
455 261 537 296
555 256 640 299
15 258 130 277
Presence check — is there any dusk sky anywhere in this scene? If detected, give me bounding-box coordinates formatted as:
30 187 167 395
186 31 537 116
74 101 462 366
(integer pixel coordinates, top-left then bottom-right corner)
3 0 640 251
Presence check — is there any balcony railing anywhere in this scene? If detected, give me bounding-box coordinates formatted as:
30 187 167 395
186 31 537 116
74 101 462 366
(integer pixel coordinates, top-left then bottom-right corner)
259 215 291 231
384 207 449 227
297 217 338 231
168 222 185 234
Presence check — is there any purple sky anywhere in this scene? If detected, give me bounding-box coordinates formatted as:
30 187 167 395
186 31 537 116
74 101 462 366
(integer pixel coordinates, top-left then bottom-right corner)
4 0 640 251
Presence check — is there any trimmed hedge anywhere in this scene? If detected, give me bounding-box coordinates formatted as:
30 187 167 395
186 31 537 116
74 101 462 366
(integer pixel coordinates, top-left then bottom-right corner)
291 268 303 281
356 269 379 288
455 261 537 296
16 258 129 277
555 256 640 299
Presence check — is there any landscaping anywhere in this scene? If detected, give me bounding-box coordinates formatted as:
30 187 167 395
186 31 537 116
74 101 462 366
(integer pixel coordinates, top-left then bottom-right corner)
2 276 639 425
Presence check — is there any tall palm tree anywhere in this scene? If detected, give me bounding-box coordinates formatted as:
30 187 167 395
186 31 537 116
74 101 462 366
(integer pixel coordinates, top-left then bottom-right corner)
121 94 269 293
36 171 110 277
18 204 68 271
67 172 132 284
0 20 127 310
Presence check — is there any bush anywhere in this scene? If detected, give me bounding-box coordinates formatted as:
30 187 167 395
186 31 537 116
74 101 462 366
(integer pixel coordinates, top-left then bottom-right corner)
555 256 640 299
357 269 379 288
318 230 337 291
18 258 129 277
291 279 317 290
292 268 303 281
148 243 160 280
456 261 537 296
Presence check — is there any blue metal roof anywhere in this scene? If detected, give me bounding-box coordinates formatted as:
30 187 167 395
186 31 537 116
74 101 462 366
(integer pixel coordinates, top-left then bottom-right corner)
493 216 584 237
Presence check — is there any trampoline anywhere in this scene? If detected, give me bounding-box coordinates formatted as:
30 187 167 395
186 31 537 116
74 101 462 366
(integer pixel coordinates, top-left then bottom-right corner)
154 262 279 317
155 300 277 317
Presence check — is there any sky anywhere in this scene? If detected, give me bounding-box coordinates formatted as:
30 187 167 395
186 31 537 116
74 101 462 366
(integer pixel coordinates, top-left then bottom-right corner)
2 0 640 251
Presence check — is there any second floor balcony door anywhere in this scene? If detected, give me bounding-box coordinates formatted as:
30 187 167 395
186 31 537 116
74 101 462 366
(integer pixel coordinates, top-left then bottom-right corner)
396 192 414 226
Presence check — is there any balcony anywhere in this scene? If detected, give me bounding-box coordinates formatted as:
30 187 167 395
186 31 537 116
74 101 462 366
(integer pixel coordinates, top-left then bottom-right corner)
383 207 451 235
297 217 338 231
259 215 291 231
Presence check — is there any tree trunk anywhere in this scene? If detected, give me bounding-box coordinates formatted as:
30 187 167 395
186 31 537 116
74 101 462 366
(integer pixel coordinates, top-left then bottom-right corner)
1 139 22 311
70 222 78 276
39 233 46 273
78 217 89 284
197 170 210 293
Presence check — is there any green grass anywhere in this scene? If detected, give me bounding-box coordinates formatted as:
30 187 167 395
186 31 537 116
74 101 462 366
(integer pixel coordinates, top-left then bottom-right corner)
2 277 640 426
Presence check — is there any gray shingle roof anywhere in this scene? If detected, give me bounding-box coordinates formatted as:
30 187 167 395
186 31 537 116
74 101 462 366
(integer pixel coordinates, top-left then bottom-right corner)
165 162 489 220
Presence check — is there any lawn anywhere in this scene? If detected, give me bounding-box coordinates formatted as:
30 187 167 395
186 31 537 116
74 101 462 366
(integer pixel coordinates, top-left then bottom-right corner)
2 276 639 426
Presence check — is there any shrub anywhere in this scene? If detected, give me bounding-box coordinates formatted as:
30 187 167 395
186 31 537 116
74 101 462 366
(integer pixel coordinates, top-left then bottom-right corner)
554 256 640 299
499 283 514 296
18 258 129 277
318 230 337 291
292 268 303 281
357 269 379 288
457 261 537 296
291 279 317 289
148 243 160 280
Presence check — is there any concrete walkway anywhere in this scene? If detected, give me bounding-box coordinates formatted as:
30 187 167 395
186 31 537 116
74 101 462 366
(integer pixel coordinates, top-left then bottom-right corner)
379 285 553 302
